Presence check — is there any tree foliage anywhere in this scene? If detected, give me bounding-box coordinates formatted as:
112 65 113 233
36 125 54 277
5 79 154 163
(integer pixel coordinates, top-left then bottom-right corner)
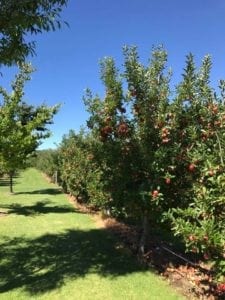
59 130 109 208
31 148 59 181
0 0 68 66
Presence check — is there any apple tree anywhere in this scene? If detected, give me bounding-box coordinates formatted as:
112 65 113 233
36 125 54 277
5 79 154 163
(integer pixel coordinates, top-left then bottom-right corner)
165 54 225 278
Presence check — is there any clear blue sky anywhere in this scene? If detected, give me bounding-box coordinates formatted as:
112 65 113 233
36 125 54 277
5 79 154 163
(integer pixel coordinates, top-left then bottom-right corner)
1 0 225 149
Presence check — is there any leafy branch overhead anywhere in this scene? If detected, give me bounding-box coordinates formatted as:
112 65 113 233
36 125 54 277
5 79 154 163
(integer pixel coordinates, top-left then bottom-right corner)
0 0 68 66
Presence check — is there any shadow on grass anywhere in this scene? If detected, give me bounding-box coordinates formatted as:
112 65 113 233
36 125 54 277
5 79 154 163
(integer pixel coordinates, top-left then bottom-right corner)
0 200 77 216
15 188 62 195
0 178 19 187
0 229 147 296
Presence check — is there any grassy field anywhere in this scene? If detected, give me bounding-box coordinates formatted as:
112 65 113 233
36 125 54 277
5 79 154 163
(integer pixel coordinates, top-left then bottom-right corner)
0 168 185 300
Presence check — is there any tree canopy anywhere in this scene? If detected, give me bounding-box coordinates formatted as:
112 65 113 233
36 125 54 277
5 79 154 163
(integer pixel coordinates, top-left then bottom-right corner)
0 0 68 66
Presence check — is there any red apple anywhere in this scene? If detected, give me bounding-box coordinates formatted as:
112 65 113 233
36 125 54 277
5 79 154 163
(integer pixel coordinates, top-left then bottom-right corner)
188 234 196 241
152 190 159 198
188 163 196 172
165 178 171 184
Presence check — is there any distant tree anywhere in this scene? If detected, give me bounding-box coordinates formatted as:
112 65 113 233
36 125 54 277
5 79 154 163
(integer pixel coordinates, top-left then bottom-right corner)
0 0 68 66
0 63 59 192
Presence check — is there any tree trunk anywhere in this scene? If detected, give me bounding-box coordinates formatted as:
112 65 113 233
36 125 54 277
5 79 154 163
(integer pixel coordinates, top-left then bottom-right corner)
9 172 13 194
138 213 149 257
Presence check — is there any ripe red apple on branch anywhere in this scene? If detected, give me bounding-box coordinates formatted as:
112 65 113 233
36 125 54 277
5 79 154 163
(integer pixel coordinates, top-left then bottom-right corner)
152 190 159 198
165 178 171 184
188 163 196 172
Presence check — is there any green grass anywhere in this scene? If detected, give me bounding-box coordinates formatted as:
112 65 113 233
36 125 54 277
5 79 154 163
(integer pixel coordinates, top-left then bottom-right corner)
0 168 185 300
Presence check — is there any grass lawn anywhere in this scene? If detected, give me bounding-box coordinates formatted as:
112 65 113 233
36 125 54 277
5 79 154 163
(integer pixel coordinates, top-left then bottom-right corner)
0 168 185 300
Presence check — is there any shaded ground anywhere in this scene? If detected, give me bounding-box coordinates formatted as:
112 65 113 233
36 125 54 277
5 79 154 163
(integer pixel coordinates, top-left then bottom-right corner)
70 196 224 300
0 228 147 296
0 168 184 300
104 223 224 300
0 177 19 187
0 200 76 216
15 188 62 195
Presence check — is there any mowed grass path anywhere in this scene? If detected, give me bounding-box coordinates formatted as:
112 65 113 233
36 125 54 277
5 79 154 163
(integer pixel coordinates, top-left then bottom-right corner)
0 169 184 300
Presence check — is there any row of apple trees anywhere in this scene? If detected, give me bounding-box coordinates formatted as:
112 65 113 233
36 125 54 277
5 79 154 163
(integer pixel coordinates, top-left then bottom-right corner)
36 46 225 278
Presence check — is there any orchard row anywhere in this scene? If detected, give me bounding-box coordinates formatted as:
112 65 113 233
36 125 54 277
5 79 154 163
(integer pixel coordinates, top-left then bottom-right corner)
35 47 225 280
